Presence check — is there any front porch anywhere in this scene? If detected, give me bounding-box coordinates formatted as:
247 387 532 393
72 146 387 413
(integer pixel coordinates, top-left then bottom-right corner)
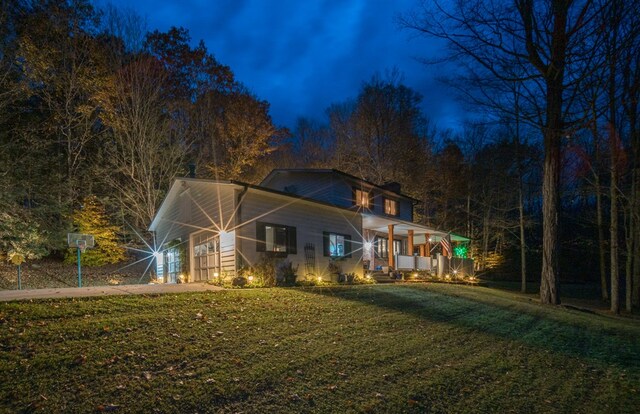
361 214 474 277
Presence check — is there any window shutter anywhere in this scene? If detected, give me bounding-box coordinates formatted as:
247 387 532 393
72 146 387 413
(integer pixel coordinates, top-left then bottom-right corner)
256 222 266 252
351 187 357 206
323 232 331 256
344 234 352 258
287 226 297 254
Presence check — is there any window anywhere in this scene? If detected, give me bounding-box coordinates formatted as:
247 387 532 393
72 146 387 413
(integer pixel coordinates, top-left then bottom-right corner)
375 237 403 258
193 233 220 281
393 239 403 256
256 222 297 255
354 188 371 208
323 232 352 258
375 237 388 259
384 198 399 216
164 247 181 283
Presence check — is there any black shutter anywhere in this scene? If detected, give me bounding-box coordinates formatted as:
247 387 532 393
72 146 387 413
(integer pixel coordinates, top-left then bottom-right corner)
287 226 297 254
344 234 352 258
396 200 400 217
351 187 357 206
256 222 266 252
323 232 331 256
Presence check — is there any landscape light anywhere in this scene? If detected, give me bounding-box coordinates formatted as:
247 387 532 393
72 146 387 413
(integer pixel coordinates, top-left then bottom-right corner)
213 272 219 278
248 275 254 282
366 273 371 279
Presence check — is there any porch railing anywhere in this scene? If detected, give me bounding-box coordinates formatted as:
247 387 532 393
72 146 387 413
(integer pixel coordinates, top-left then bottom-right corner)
395 254 474 275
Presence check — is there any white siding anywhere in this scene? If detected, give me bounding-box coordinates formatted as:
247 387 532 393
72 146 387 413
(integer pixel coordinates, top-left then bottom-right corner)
236 189 364 280
154 180 239 282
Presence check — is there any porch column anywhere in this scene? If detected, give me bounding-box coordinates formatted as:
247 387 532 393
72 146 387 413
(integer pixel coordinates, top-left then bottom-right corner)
419 244 426 257
407 230 414 256
425 233 431 257
388 224 394 269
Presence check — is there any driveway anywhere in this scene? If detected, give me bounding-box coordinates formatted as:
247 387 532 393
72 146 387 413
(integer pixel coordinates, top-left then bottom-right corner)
0 283 223 302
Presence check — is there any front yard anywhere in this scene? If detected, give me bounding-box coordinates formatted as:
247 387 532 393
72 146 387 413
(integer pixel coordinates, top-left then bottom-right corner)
1 284 639 413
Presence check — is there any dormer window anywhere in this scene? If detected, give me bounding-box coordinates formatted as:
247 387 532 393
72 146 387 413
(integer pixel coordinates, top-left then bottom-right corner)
354 188 371 208
384 198 398 216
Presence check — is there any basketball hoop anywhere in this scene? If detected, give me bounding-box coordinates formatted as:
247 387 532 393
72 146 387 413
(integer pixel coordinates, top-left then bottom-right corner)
76 240 87 253
67 233 94 288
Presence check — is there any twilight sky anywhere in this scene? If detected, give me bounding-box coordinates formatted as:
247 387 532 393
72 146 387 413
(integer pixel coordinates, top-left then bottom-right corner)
106 0 464 131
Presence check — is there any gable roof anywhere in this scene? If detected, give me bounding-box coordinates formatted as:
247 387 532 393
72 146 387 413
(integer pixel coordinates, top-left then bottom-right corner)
149 176 470 242
260 169 420 202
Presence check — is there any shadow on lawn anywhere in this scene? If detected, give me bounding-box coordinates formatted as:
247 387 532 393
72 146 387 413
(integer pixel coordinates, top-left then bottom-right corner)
305 285 640 370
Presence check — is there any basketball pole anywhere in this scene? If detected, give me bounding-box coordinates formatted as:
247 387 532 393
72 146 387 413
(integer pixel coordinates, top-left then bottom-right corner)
77 247 82 288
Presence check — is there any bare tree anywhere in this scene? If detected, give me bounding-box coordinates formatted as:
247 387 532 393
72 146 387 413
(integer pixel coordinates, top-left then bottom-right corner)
98 57 187 229
403 0 608 304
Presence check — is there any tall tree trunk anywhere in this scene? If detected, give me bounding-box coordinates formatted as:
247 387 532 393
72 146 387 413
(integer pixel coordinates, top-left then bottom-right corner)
595 169 608 300
609 1 620 314
538 0 568 305
519 185 527 293
540 130 561 305
515 90 527 294
625 213 633 312
610 138 620 314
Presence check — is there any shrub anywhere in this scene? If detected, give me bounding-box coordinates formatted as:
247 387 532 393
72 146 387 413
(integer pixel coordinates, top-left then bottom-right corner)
276 260 298 286
231 276 247 287
245 255 277 287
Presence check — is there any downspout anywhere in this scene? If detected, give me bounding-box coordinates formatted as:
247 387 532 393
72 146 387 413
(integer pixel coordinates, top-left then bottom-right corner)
235 184 249 273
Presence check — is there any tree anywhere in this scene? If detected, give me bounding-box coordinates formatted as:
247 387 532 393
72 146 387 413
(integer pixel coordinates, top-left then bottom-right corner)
403 0 608 304
0 209 48 266
98 56 186 230
16 0 110 207
65 195 125 266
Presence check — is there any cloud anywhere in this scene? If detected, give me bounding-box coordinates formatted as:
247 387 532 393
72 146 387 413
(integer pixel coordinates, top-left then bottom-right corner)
105 0 464 130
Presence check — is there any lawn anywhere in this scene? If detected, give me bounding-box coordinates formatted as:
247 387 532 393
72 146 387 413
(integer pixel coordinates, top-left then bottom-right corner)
1 284 639 413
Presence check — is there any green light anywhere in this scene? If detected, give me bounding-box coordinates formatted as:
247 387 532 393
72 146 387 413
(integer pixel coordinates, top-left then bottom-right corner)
453 244 468 258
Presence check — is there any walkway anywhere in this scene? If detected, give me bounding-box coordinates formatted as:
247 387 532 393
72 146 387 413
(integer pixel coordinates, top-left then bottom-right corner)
0 283 223 302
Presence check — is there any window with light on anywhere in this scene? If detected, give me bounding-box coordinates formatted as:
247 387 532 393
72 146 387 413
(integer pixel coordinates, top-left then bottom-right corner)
324 232 352 258
355 189 370 208
384 198 398 216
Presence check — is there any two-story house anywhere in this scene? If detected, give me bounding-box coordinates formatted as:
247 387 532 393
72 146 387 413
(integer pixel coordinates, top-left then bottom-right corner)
149 169 471 283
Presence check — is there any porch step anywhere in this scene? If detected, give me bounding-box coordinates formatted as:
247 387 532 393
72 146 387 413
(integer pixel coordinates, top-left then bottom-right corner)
370 271 396 283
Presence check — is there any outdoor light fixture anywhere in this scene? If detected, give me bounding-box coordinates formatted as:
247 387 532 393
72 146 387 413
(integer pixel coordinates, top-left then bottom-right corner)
213 272 219 278
453 269 458 274
428 237 432 242
364 242 372 250
366 273 371 279
317 276 322 282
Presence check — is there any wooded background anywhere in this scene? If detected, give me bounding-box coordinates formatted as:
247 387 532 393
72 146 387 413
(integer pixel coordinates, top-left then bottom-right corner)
0 0 639 312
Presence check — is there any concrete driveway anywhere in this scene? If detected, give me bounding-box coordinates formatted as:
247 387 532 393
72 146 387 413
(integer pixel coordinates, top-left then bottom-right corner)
0 283 223 302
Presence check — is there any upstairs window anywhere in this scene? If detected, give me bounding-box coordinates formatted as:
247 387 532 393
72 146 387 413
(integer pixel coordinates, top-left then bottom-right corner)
384 198 399 216
354 188 371 208
323 232 352 258
256 222 297 256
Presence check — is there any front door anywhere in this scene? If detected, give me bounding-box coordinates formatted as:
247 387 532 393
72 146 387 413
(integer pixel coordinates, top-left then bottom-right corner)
193 233 221 281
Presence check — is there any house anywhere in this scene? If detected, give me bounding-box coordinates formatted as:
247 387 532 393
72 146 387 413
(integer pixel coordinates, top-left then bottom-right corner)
148 169 472 283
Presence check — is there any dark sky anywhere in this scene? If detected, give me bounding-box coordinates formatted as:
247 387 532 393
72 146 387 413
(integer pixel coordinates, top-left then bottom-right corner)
106 0 464 131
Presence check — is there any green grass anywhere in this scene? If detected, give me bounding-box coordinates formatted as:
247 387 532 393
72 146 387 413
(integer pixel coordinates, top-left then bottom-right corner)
1 284 639 413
